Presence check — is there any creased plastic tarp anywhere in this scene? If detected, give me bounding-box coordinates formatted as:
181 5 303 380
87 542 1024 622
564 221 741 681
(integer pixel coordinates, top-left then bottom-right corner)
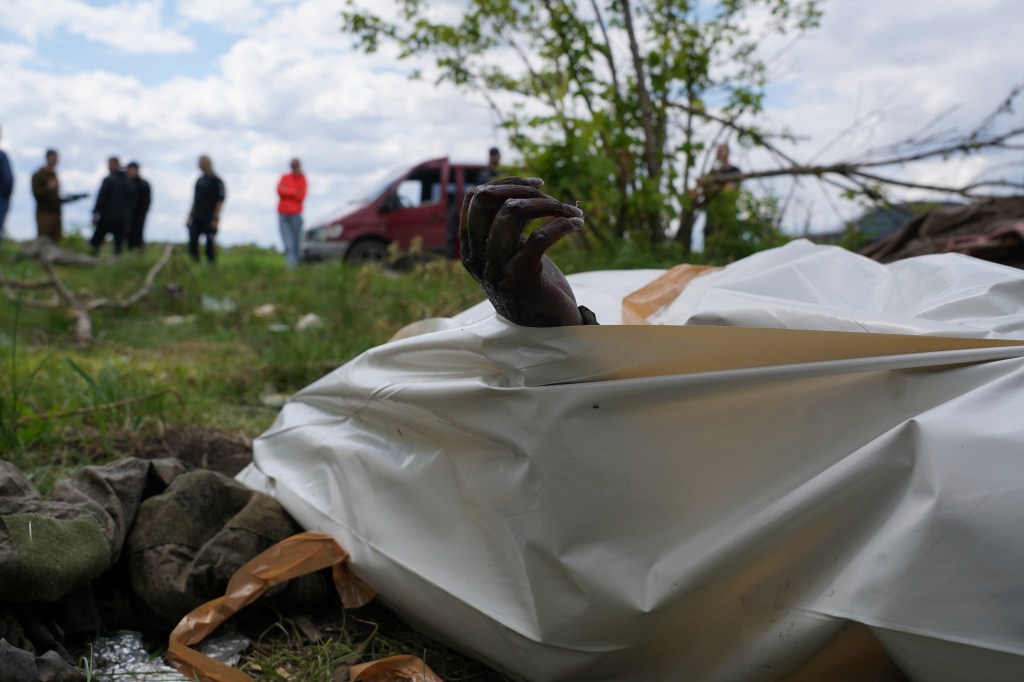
238 240 1024 681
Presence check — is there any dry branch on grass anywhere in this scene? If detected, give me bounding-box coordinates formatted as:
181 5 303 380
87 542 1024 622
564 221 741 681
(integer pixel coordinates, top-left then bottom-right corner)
2 241 175 347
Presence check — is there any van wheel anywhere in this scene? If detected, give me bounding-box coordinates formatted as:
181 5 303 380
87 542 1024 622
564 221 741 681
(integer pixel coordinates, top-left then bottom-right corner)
346 239 389 266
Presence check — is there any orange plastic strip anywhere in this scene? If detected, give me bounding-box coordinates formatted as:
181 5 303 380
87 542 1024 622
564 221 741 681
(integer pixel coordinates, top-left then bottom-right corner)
166 530 375 682
621 263 719 324
350 654 444 681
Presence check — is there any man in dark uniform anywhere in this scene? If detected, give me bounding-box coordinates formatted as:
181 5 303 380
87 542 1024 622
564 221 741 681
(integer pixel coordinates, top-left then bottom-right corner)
90 156 136 255
479 146 501 183
447 147 503 258
186 154 225 263
698 144 743 256
0 126 13 241
125 161 151 251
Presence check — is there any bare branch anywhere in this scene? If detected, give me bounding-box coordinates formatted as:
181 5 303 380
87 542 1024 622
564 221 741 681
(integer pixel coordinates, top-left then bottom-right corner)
589 0 622 102
670 88 1024 210
505 36 547 98
853 125 1024 169
846 169 978 196
4 243 178 347
106 243 174 310
619 0 660 179
38 256 93 348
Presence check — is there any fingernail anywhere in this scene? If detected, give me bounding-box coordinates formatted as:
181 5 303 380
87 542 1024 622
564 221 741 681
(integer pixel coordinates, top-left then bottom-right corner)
527 178 544 187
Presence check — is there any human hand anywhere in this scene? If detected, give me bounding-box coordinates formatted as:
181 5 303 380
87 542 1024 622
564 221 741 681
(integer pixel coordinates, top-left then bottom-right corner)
459 177 589 327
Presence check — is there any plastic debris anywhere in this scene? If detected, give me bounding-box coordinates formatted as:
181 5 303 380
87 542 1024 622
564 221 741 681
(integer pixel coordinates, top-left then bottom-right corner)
296 313 323 331
91 631 250 681
260 385 291 408
201 295 237 313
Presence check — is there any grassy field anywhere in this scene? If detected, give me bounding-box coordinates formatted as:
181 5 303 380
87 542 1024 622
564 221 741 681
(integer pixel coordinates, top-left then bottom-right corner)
0 231 693 478
0 237 484 478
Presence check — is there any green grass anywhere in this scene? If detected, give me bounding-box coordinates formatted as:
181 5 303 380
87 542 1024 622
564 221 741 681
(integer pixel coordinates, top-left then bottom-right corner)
0 232 704 478
0 239 483 484
239 603 509 680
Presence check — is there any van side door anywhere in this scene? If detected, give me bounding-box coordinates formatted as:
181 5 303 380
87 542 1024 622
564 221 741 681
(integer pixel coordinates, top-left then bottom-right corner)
381 161 449 254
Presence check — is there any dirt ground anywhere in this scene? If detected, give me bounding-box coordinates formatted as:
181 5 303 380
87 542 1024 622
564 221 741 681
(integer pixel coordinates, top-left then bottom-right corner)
131 424 256 477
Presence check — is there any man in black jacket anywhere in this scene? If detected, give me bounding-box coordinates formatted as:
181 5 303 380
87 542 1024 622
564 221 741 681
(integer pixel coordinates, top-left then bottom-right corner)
90 156 136 255
186 155 225 264
125 161 151 251
0 126 13 241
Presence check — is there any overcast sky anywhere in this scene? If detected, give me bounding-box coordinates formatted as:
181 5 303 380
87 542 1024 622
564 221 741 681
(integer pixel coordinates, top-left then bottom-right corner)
0 0 1021 250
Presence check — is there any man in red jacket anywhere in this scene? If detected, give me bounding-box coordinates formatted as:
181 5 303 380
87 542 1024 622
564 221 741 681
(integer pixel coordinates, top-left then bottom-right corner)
277 158 307 267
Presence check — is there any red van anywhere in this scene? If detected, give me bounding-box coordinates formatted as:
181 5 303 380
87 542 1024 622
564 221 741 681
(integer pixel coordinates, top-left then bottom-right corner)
301 157 491 264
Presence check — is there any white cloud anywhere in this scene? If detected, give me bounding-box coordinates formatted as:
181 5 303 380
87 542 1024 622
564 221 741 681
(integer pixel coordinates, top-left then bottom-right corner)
0 0 498 249
0 43 35 66
1 0 1020 250
735 0 1024 232
0 0 194 54
176 0 270 31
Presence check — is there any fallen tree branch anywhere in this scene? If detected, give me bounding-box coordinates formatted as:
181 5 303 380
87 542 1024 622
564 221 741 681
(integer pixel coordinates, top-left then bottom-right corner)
38 257 93 348
673 81 1024 226
82 243 174 311
115 243 175 309
696 163 1024 199
15 238 102 266
4 243 178 347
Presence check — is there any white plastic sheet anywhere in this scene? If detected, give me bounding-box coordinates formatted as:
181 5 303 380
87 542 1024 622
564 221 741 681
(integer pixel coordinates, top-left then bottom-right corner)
239 241 1024 681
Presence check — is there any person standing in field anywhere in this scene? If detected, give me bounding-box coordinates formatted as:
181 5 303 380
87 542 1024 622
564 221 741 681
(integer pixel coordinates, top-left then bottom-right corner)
125 161 151 251
90 156 135 255
186 154 225 264
479 146 501 183
0 126 14 241
276 158 307 268
31 149 64 242
700 143 743 251
447 146 503 258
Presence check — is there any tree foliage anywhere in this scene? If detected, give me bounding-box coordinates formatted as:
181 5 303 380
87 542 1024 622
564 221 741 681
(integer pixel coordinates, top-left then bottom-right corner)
342 0 822 256
343 2 1024 264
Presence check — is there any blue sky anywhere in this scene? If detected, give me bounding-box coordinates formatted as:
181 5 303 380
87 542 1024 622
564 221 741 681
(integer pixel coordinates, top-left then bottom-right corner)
0 0 1022 249
20 24 231 84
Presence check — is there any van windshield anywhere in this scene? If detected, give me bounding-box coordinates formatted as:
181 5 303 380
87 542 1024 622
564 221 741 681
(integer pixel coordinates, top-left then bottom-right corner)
310 166 409 225
359 172 402 203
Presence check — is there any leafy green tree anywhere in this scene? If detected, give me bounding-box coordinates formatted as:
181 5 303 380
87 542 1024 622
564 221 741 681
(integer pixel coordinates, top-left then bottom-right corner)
703 189 790 264
342 0 822 258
